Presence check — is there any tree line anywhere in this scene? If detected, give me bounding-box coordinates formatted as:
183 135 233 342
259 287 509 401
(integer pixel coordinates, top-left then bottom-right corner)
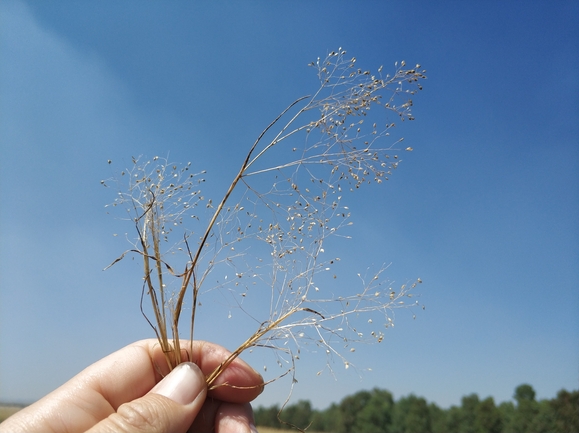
254 384 578 433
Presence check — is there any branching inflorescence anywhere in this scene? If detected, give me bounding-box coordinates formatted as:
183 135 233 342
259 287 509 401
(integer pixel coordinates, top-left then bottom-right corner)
104 49 427 394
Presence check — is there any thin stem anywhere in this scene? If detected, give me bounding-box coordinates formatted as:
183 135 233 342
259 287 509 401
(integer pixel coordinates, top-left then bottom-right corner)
172 96 312 341
205 306 320 388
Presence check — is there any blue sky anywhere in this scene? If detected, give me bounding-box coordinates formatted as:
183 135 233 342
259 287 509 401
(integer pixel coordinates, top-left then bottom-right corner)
1 0 577 410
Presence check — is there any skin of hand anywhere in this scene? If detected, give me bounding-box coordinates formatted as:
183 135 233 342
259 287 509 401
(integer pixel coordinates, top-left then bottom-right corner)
0 339 263 433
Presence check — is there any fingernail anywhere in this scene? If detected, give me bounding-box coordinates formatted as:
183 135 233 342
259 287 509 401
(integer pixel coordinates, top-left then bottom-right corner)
151 362 205 405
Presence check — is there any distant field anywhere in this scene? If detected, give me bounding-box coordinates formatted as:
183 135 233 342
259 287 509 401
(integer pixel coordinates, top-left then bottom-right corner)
0 405 24 423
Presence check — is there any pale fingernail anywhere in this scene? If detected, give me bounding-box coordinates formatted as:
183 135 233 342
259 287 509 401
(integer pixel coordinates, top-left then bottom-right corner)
150 362 205 405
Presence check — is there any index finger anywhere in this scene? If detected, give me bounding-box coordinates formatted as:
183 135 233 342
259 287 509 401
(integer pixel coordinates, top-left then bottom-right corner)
91 339 264 409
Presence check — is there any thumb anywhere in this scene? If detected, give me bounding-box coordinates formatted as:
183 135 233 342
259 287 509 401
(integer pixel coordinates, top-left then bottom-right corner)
87 362 207 433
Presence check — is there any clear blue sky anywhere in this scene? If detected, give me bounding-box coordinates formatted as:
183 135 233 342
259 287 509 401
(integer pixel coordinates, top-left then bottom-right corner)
1 0 577 410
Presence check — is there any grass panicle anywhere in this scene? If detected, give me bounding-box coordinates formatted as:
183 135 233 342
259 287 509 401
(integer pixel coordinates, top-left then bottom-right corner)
104 49 427 395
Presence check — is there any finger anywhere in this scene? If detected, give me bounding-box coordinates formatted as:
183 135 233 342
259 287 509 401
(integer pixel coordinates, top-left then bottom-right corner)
187 400 256 433
87 362 206 433
184 341 264 403
215 402 258 433
92 339 263 409
187 398 221 432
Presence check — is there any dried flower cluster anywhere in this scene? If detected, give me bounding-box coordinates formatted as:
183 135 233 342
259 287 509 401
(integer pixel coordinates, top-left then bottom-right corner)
104 49 426 393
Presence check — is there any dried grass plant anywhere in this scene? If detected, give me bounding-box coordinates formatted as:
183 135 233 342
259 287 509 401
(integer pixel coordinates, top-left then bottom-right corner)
104 49 426 397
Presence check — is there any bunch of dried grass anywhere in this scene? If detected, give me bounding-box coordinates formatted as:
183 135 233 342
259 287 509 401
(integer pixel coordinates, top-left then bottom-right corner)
104 49 426 395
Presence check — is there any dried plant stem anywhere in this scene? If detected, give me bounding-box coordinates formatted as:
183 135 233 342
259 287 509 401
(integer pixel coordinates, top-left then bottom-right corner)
135 201 175 367
206 306 311 389
105 48 427 392
173 98 311 353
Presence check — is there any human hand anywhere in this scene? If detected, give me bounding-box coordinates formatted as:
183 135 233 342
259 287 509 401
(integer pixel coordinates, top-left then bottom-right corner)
0 339 263 433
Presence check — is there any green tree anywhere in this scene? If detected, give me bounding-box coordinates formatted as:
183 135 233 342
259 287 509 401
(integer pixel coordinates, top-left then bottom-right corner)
310 402 342 432
258 384 579 433
338 390 374 433
529 399 557 433
392 394 432 433
511 384 539 433
515 384 536 403
280 399 313 430
498 401 516 433
475 397 502 433
459 393 480 433
353 388 395 433
444 405 463 433
550 389 579 433
326 403 344 433
254 404 281 428
428 402 447 433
